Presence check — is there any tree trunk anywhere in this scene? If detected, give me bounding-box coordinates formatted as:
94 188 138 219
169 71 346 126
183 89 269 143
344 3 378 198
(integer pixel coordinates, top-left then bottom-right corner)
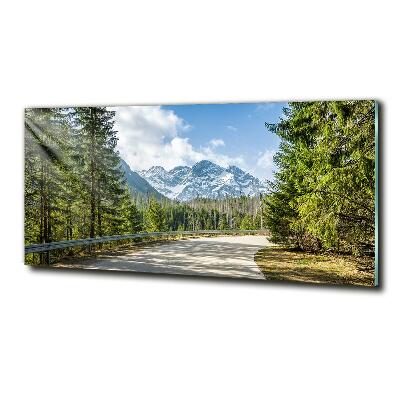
89 109 96 239
39 163 44 264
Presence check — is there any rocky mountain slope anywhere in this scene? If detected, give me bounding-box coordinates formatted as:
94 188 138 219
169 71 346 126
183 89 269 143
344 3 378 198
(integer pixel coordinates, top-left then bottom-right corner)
138 160 267 201
119 159 165 200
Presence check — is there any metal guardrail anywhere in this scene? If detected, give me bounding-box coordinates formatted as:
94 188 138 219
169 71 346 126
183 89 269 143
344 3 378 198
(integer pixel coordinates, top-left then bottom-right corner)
25 230 266 254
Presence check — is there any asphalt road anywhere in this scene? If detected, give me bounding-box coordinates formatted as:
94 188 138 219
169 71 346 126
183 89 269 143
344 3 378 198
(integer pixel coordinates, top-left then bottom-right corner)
56 235 270 280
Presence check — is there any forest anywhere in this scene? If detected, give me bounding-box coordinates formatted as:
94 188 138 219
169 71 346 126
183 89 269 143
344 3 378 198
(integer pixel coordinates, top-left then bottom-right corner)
24 107 263 264
264 100 376 257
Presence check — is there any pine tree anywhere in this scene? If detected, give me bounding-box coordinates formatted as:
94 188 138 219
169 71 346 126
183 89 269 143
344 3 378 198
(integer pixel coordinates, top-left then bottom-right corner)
240 215 254 230
264 100 375 254
25 106 145 264
25 108 72 263
72 107 127 237
218 215 228 230
145 198 165 231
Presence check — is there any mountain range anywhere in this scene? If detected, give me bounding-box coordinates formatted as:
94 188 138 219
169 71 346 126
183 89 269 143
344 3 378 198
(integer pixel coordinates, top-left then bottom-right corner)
129 159 268 201
119 159 165 200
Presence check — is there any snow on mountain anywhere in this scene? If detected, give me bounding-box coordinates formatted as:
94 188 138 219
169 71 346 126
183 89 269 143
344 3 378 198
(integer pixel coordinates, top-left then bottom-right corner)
119 159 165 200
138 160 267 201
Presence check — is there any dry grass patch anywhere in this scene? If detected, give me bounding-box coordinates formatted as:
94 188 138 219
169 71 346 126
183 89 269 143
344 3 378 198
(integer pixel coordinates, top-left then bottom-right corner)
255 246 375 286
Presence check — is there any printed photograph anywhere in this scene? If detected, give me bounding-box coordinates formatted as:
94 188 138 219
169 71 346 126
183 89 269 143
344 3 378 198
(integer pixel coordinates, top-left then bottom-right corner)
24 100 377 286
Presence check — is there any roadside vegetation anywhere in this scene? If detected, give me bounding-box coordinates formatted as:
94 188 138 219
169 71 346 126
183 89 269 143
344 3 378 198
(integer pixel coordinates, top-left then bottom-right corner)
255 246 374 286
260 100 376 285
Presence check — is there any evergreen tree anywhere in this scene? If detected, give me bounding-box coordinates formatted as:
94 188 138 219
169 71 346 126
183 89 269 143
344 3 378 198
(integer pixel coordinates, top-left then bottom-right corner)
218 215 228 230
25 106 144 264
145 197 165 231
120 189 142 233
25 108 72 263
264 100 375 254
72 107 126 237
240 215 254 230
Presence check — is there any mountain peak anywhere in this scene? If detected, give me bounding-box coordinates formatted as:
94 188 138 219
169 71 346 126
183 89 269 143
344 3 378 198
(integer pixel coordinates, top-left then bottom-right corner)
137 160 267 201
148 165 166 173
192 160 223 176
170 165 190 172
192 160 221 170
192 159 217 169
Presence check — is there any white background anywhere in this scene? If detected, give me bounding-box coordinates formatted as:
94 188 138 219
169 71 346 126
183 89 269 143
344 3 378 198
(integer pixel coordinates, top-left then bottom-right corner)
0 1 398 399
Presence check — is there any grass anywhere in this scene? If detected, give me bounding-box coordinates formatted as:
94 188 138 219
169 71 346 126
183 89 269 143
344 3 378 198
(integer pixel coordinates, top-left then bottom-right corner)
254 246 375 286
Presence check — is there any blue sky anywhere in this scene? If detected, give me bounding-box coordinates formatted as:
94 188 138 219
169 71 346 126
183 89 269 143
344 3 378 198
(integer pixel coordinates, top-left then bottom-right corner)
111 102 286 180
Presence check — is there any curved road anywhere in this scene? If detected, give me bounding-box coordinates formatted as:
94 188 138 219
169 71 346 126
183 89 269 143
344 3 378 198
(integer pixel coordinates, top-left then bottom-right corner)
57 235 270 280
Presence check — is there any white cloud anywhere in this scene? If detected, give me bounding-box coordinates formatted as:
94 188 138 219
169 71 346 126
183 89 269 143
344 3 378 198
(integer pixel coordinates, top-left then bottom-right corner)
209 138 225 148
248 149 276 181
257 149 275 168
226 125 237 131
110 106 244 172
200 145 245 168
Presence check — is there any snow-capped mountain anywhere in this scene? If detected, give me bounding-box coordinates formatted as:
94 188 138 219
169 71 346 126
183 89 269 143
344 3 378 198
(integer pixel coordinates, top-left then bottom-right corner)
138 160 267 201
119 159 165 200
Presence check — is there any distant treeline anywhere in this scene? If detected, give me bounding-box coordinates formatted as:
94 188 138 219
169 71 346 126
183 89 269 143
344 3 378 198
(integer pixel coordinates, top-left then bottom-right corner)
264 100 375 255
133 195 265 232
24 107 263 264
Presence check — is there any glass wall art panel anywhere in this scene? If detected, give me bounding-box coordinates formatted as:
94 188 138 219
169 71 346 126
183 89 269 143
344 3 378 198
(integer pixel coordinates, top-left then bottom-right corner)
24 101 378 286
